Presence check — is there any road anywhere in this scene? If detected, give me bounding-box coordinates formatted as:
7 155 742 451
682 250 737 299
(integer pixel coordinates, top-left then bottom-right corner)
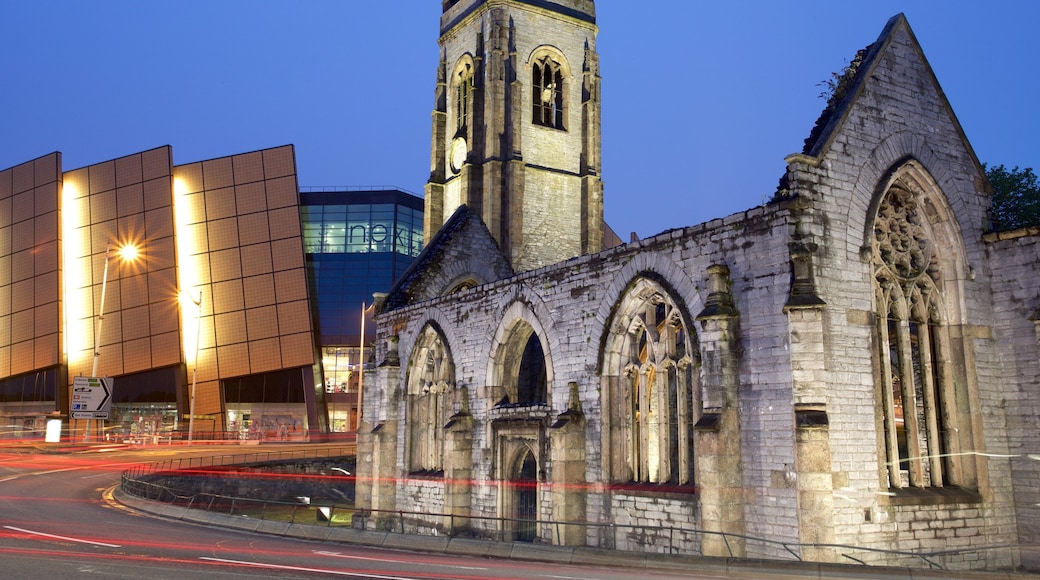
0 444 735 580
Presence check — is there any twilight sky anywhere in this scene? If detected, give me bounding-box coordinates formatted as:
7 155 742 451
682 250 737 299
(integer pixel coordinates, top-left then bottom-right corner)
2 1 1037 240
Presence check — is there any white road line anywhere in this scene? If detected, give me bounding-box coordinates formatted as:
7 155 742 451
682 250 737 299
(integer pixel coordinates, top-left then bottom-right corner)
313 550 489 570
200 557 420 579
3 525 122 548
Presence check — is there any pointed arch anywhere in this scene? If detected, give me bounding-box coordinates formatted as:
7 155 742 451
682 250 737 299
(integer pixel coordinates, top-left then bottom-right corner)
486 298 555 407
450 54 475 137
870 160 976 490
405 322 456 474
601 275 700 485
527 45 571 130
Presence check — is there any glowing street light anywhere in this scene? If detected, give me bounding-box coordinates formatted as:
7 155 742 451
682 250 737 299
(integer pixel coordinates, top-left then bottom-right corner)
187 290 203 445
87 242 139 442
91 243 140 377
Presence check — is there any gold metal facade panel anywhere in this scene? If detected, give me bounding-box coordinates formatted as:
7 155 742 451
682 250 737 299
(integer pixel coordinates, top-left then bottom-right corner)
202 157 234 190
262 146 295 179
145 207 175 239
243 274 275 309
149 300 180 335
246 305 278 341
121 305 150 340
277 300 310 335
271 239 304 271
1 157 62 382
233 151 264 184
12 221 33 253
151 331 181 367
143 178 171 212
11 309 33 344
12 190 34 224
210 248 242 282
237 212 270 246
10 340 33 375
235 182 267 215
123 337 152 372
265 176 297 210
117 184 145 217
33 336 60 370
215 311 247 345
34 271 58 308
207 217 240 251
64 148 178 382
217 342 249 377
280 332 313 369
248 337 282 373
240 244 273 278
115 154 144 187
176 145 313 393
274 270 307 303
206 187 236 221
34 303 58 336
268 206 301 239
212 279 245 314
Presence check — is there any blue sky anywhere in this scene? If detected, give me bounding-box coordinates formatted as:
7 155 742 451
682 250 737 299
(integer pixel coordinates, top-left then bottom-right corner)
2 1 1037 239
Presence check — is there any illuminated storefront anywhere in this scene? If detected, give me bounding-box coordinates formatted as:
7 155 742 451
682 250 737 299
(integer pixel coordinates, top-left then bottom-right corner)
302 188 424 432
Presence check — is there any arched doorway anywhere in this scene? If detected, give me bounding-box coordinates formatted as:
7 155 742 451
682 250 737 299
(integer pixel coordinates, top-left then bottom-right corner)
515 451 538 542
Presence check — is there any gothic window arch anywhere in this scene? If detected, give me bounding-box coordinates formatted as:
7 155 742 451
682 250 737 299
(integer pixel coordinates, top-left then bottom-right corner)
405 324 455 474
604 277 699 485
491 318 550 407
531 53 565 129
871 165 973 490
452 58 473 136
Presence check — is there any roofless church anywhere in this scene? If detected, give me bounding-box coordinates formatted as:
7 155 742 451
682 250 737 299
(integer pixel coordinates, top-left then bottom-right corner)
355 0 1040 570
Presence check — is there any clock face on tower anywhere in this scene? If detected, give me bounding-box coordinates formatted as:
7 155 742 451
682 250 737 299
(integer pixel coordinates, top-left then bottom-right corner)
449 137 468 174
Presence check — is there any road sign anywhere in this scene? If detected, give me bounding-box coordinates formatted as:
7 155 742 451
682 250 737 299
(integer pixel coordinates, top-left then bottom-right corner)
71 376 113 419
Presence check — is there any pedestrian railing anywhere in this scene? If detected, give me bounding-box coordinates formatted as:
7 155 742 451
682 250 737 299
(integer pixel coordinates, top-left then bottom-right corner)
120 454 1016 572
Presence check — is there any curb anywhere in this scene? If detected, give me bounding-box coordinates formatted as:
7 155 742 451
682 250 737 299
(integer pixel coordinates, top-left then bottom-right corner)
110 487 1028 579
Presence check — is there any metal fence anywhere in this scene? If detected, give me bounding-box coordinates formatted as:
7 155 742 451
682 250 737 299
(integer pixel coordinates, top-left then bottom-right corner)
120 453 1017 572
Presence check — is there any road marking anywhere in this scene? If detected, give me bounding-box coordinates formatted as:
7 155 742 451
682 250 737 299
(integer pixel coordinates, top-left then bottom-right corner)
200 557 420 578
313 550 489 570
3 525 122 548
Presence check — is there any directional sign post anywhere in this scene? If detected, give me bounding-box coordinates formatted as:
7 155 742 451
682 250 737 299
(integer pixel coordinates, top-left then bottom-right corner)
71 376 113 420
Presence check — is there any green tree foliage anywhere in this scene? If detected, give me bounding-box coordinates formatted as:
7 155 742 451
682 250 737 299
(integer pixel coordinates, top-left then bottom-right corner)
984 163 1040 231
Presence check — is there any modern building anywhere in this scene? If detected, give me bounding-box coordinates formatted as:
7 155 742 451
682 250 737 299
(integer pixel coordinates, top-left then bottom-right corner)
0 146 423 441
303 187 424 432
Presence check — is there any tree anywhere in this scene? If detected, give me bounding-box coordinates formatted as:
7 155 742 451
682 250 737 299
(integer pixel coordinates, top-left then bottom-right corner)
984 163 1040 231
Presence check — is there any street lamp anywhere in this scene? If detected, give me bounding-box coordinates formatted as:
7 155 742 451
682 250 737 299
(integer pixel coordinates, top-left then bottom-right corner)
187 290 203 445
87 243 139 442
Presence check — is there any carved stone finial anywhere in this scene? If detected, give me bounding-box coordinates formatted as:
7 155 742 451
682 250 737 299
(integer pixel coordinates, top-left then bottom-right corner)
697 264 738 320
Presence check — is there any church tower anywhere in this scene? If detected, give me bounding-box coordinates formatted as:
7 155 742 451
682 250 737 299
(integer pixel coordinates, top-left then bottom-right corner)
425 0 603 272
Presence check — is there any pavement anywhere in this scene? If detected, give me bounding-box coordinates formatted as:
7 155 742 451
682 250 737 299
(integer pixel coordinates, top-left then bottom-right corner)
4 439 1034 579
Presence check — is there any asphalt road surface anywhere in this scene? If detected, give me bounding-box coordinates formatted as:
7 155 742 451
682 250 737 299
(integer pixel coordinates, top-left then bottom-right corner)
0 444 735 580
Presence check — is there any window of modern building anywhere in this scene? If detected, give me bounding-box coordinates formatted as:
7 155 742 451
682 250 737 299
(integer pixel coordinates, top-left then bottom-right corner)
109 365 181 442
223 367 308 441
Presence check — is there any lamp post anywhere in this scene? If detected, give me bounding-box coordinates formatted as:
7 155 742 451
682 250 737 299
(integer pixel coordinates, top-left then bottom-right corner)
187 290 203 445
87 243 138 442
357 301 375 425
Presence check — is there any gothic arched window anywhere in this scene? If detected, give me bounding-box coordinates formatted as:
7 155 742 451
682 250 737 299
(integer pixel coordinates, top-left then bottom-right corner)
606 278 698 485
406 325 455 474
532 55 564 129
873 179 963 489
453 62 472 135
